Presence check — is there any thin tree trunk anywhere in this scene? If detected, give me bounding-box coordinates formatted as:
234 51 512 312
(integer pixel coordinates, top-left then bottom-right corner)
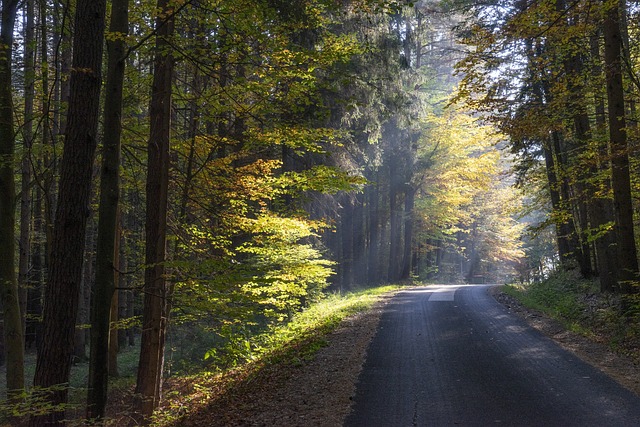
27 186 44 351
542 136 574 265
341 195 354 290
135 0 175 419
353 192 366 286
87 0 129 419
19 0 36 340
117 226 128 350
108 214 122 379
367 175 380 285
39 0 55 267
401 185 415 280
0 0 25 402
388 152 402 282
30 0 107 424
74 221 94 363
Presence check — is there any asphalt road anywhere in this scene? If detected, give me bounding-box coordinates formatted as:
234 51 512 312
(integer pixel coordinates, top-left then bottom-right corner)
345 285 640 426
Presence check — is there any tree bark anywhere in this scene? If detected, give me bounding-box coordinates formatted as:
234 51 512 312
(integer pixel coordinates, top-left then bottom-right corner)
353 192 366 286
31 0 107 424
401 185 415 280
602 0 639 291
542 134 577 267
135 0 175 419
589 31 618 292
341 195 354 290
19 0 36 342
87 0 129 419
366 177 380 285
0 0 25 402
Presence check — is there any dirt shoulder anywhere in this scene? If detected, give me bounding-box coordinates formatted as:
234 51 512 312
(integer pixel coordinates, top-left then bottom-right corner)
161 294 394 427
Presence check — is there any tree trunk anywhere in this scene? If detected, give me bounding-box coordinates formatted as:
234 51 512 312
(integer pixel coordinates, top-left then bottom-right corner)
87 0 128 419
30 0 107 424
341 195 354 290
353 192 367 286
388 153 402 282
603 0 639 291
40 0 56 266
19 0 36 342
366 177 380 285
589 31 618 292
401 185 415 280
0 0 25 402
74 223 94 363
555 0 594 278
135 0 175 419
108 287 119 377
117 223 128 349
27 186 44 351
542 135 574 266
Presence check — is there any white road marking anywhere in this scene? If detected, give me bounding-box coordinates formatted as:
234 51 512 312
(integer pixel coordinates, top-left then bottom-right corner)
428 287 457 301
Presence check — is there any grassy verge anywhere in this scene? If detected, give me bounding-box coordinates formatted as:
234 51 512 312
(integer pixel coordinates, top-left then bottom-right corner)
150 284 401 426
502 269 640 360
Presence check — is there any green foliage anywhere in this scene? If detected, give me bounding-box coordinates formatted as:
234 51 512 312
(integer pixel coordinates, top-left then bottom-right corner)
504 269 592 323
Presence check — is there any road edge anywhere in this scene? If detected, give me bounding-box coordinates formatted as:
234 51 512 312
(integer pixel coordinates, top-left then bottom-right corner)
488 285 640 398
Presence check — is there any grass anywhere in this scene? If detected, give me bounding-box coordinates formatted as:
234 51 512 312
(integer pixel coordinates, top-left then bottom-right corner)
151 283 402 426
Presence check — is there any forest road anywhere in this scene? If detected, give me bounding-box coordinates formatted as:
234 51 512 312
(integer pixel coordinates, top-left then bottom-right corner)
344 284 640 427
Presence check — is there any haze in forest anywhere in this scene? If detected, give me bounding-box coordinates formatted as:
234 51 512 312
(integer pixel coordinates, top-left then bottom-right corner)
0 0 639 424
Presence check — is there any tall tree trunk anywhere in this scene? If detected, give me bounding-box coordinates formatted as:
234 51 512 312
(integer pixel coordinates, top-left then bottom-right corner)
401 185 415 280
388 153 402 282
87 0 129 419
603 0 639 291
30 0 107 424
20 0 36 341
353 192 366 286
74 220 94 363
542 135 576 266
0 0 25 402
27 186 44 351
590 31 618 292
555 0 594 278
108 215 122 379
341 195 354 290
117 221 128 349
135 0 175 419
40 0 55 265
366 176 380 285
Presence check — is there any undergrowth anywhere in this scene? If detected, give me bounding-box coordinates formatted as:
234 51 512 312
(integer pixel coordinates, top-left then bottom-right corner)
150 284 401 426
1 284 401 425
504 269 640 360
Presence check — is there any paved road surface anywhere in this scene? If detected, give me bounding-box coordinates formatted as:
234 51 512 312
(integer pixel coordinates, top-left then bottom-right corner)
345 285 640 426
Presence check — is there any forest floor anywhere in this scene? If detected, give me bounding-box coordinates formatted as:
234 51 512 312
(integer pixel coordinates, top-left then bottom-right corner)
147 285 640 426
